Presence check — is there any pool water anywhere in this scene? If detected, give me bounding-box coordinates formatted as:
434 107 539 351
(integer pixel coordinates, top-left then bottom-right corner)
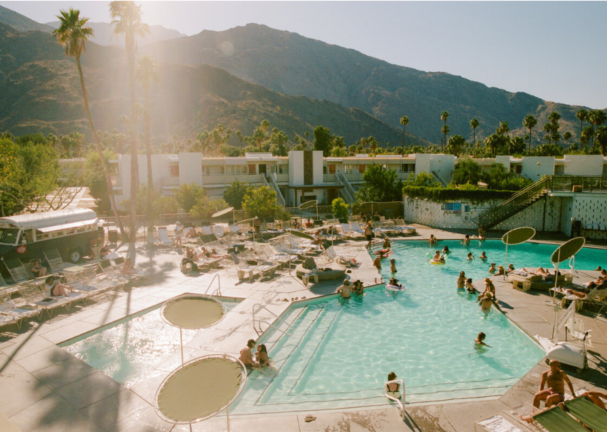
61 297 241 388
230 241 607 414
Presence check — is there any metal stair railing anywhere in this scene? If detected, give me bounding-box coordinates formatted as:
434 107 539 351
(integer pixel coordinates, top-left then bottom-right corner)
252 302 294 336
431 171 448 187
478 176 553 228
336 172 356 204
268 173 286 206
203 274 221 297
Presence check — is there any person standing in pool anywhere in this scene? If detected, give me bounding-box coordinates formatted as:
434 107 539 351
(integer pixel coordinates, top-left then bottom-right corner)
467 252 475 261
457 271 466 289
239 339 258 370
479 252 488 261
429 234 437 245
488 263 497 273
475 332 491 348
373 256 382 271
365 221 374 249
462 234 471 245
383 237 391 249
466 278 478 294
479 292 494 314
390 259 397 273
386 372 401 400
442 245 450 254
337 280 352 299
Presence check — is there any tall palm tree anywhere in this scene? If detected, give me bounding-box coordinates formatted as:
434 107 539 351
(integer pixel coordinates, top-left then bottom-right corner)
469 118 480 148
575 109 588 146
53 8 125 238
548 111 561 125
522 115 537 153
110 1 149 251
587 110 606 151
440 111 449 152
595 125 607 156
135 55 159 240
399 115 409 148
542 123 553 145
497 121 510 136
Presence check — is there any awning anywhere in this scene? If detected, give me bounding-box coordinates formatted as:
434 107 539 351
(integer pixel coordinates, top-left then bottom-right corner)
212 207 234 218
37 219 98 233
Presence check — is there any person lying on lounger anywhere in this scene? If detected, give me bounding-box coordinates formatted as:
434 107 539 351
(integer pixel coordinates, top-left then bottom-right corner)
580 390 607 410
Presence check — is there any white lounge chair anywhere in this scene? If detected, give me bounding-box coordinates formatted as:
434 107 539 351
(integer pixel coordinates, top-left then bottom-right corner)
340 223 363 239
350 221 366 235
4 259 29 283
202 226 213 235
0 289 39 328
326 246 356 266
157 227 174 247
213 225 225 238
44 249 72 273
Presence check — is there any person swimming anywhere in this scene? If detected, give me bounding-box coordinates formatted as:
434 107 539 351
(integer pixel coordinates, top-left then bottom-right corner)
432 251 445 263
429 234 437 245
479 252 487 261
388 277 402 288
442 245 450 254
488 263 497 273
390 259 397 273
462 234 470 245
475 332 492 349
467 252 475 261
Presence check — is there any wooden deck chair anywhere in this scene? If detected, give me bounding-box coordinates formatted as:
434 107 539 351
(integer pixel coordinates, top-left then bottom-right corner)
44 249 70 273
4 259 29 283
564 397 607 432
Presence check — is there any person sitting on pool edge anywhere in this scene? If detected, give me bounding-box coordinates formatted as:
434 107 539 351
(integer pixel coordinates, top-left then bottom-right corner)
488 263 497 273
506 263 516 275
475 332 492 349
457 271 466 289
479 252 487 261
390 259 397 273
386 372 401 400
239 339 258 370
337 279 351 299
532 360 575 409
255 344 271 368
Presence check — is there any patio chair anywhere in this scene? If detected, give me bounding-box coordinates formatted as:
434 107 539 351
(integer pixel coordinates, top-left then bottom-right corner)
201 226 213 235
157 227 174 247
531 404 587 432
263 244 298 265
213 225 225 238
340 223 362 239
0 289 39 328
4 259 29 283
350 221 366 235
44 249 71 273
395 219 417 234
326 246 356 266
564 396 607 432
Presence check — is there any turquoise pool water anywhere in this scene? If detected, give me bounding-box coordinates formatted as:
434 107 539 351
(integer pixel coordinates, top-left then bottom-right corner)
230 241 607 414
61 297 241 388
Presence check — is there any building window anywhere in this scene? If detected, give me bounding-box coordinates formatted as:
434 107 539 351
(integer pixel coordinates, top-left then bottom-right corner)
328 164 336 174
358 165 365 174
248 164 256 175
516 165 522 174
170 164 179 177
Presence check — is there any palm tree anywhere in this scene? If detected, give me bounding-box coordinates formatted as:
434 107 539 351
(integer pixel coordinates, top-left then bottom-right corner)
575 109 588 146
135 55 159 239
440 111 449 152
399 115 409 148
563 131 572 147
469 118 480 148
588 110 607 151
543 123 553 145
548 111 561 125
110 1 150 250
522 115 537 153
53 8 125 238
497 121 510 136
595 125 607 156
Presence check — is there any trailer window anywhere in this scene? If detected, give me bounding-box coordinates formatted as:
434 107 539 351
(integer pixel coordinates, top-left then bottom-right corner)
0 228 19 245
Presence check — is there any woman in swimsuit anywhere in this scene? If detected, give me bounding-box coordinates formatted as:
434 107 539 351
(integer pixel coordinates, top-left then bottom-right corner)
457 271 466 289
256 344 270 368
390 259 397 273
31 260 47 278
442 245 450 254
475 332 492 349
45 276 73 297
466 278 478 294
386 372 401 399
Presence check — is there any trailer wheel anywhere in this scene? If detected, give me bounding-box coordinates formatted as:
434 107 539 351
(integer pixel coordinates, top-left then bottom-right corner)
69 248 82 263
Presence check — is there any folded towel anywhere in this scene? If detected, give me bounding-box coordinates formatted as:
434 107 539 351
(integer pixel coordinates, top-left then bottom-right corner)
511 269 528 277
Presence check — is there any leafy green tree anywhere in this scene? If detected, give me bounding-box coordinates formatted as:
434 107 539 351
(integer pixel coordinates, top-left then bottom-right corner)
404 171 441 188
400 115 409 148
53 8 124 232
563 131 572 146
174 183 205 213
484 134 502 157
59 132 85 157
313 126 334 156
331 197 349 220
355 165 404 202
509 136 526 155
190 192 229 220
269 129 289 156
588 110 607 151
83 149 116 214
522 115 537 153
223 180 251 210
469 118 480 148
497 121 510 136
110 0 150 247
242 186 283 220
446 135 466 157
453 158 482 186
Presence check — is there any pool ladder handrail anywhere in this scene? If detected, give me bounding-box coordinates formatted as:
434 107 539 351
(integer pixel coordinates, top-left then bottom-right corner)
568 256 576 274
203 274 221 297
252 303 294 336
384 378 406 420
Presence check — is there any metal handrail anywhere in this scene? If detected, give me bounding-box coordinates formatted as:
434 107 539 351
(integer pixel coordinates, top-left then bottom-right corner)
252 302 293 336
203 274 221 297
336 172 356 203
384 378 406 419
268 174 286 206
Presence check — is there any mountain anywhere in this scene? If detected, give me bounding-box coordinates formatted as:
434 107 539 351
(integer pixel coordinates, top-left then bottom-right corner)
143 23 594 144
0 22 426 148
0 4 53 33
45 21 186 46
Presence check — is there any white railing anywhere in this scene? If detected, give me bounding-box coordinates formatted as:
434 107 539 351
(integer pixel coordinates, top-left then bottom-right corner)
384 378 406 420
203 274 221 297
336 172 356 204
268 174 286 206
252 303 293 336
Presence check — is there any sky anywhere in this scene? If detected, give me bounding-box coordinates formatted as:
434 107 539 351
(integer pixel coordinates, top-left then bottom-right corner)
1 1 606 109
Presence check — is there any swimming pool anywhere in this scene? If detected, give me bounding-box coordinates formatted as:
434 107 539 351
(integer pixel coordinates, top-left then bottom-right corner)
61 296 241 388
229 240 607 415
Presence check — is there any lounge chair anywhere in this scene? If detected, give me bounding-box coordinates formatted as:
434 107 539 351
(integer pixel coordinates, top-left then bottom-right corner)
213 225 225 238
4 259 29 283
340 223 363 239
201 226 213 235
157 227 174 247
350 221 365 235
395 219 417 234
44 249 72 273
531 404 587 432
564 396 607 432
326 246 356 266
263 244 298 265
0 289 39 328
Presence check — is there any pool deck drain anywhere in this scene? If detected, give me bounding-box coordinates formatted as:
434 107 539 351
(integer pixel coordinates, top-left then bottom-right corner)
0 227 606 431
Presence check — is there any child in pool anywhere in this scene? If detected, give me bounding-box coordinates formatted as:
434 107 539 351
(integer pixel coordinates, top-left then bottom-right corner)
475 332 492 349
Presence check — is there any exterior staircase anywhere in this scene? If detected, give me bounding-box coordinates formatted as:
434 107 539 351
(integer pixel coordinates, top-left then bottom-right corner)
335 172 356 204
263 174 286 206
432 171 448 187
478 176 553 229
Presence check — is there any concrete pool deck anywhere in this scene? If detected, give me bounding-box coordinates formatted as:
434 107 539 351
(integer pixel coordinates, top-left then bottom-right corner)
0 228 606 431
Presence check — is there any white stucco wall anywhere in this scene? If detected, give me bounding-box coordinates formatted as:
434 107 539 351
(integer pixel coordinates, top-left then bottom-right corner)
313 151 324 185
563 155 605 176
179 153 203 186
495 156 511 172
288 151 304 185
521 157 555 180
569 195 607 240
118 154 131 205
413 154 456 183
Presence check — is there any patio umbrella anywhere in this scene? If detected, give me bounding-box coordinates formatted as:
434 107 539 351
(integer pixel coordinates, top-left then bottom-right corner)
285 229 314 240
501 227 536 280
212 206 235 225
155 354 247 432
549 237 585 339
298 199 319 224
160 294 226 365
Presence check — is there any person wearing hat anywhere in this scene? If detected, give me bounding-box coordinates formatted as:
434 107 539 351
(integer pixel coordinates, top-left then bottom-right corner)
532 359 575 409
337 279 351 299
390 259 397 273
174 221 183 247
495 265 505 276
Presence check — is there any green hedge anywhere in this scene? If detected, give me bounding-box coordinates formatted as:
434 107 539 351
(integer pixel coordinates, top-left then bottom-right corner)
402 186 514 203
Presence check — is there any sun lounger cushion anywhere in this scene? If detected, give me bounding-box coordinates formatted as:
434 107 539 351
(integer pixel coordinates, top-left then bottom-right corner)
565 397 607 432
533 406 587 432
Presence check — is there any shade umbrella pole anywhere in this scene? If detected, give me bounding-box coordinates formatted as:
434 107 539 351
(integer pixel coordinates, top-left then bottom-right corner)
180 328 184 365
227 406 230 432
503 234 509 281
551 249 561 341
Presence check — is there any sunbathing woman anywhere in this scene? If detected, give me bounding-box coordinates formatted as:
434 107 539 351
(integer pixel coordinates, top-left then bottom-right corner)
506 263 515 275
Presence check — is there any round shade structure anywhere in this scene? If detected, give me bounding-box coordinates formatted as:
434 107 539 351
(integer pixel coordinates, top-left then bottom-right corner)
211 207 234 219
155 354 247 424
235 216 258 224
501 227 536 245
286 229 314 240
161 295 226 330
551 237 586 264
298 200 318 210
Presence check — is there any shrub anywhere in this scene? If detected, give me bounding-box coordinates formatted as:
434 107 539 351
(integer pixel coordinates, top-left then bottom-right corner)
242 186 283 221
223 180 251 210
331 198 349 220
402 186 513 204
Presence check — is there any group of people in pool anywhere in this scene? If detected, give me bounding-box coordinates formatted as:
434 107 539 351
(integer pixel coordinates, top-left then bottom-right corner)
456 272 499 315
239 339 275 373
428 242 488 265
370 237 402 289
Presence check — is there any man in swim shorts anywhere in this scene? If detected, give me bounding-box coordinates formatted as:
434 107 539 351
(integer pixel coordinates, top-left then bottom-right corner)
531 360 575 409
239 339 258 370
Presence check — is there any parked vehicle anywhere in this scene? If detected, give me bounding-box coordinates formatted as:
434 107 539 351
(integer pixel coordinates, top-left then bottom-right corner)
0 209 104 278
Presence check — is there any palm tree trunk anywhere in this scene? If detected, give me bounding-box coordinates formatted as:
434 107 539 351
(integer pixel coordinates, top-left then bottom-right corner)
528 128 532 153
144 87 153 239
76 57 126 240
402 126 405 148
126 33 139 257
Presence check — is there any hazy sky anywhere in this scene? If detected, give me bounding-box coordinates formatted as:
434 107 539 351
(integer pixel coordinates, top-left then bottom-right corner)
2 1 606 109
